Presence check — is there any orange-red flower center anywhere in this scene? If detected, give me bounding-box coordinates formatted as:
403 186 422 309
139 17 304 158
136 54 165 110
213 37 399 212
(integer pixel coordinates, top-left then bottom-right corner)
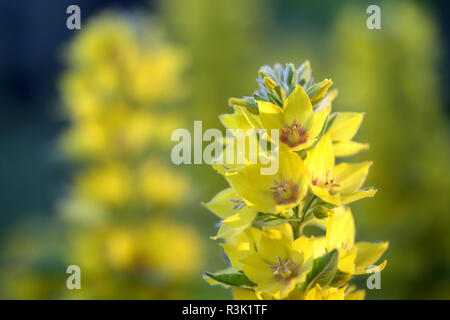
280 119 308 148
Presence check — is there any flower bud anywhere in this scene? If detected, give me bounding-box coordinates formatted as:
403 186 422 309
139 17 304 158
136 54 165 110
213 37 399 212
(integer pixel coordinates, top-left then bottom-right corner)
312 205 332 219
308 79 333 102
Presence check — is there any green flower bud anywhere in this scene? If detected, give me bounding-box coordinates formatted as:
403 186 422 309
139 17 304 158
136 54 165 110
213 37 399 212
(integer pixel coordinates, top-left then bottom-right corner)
312 205 331 219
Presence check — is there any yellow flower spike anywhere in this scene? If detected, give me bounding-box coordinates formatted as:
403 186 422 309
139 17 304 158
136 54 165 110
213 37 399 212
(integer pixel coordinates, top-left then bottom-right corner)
204 62 386 300
241 231 314 300
306 134 377 206
257 85 330 151
225 148 310 214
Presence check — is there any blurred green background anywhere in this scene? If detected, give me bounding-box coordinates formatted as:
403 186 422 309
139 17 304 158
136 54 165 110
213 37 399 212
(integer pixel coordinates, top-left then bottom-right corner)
0 0 449 299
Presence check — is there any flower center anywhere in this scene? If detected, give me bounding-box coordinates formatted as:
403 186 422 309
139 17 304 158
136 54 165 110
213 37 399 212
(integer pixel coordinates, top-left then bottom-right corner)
280 119 308 148
269 178 299 205
269 256 298 280
311 170 341 194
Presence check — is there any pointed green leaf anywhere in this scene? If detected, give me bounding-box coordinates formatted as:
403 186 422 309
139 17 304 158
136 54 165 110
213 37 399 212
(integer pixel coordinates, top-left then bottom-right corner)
301 249 339 292
203 271 256 288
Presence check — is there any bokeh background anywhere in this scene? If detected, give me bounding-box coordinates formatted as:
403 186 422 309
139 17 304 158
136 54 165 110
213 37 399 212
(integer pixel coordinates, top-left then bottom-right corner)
0 0 449 299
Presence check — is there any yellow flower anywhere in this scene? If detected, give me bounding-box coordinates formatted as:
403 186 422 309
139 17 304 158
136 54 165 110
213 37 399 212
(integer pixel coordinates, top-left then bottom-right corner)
306 133 376 206
138 159 189 207
313 206 388 275
143 219 203 279
203 188 258 239
220 224 292 272
328 112 369 157
225 148 310 213
246 85 330 151
105 229 136 270
241 227 314 299
75 162 131 206
126 46 185 104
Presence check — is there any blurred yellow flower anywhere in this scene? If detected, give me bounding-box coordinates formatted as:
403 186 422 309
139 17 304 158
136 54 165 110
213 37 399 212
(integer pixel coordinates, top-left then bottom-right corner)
144 219 203 279
75 162 132 206
138 159 189 207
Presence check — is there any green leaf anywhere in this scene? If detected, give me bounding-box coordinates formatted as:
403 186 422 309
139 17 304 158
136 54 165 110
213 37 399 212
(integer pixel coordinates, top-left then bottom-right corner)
329 270 352 287
203 271 256 288
253 213 288 228
301 249 339 292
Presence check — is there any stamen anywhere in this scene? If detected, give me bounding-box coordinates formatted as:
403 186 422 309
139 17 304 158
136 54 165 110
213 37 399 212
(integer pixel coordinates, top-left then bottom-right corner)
269 177 299 205
269 256 298 280
312 170 340 193
229 198 246 210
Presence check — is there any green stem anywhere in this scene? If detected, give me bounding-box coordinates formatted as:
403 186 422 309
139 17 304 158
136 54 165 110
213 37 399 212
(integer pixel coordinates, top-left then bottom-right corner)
298 195 317 233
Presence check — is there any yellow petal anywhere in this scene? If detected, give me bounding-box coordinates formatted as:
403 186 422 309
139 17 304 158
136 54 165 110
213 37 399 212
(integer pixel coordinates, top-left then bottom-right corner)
333 161 373 194
259 237 291 265
333 141 369 157
354 241 389 274
225 163 277 213
222 207 258 228
306 133 334 181
283 85 313 125
202 187 239 219
329 112 364 141
304 284 323 300
291 237 314 279
354 260 387 275
341 188 377 204
311 185 341 206
338 250 356 274
312 236 327 258
241 253 273 284
219 111 253 131
264 223 294 242
292 237 313 263
304 106 330 140
258 101 284 132
216 207 258 239
222 242 252 270
236 106 263 129
326 206 355 251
